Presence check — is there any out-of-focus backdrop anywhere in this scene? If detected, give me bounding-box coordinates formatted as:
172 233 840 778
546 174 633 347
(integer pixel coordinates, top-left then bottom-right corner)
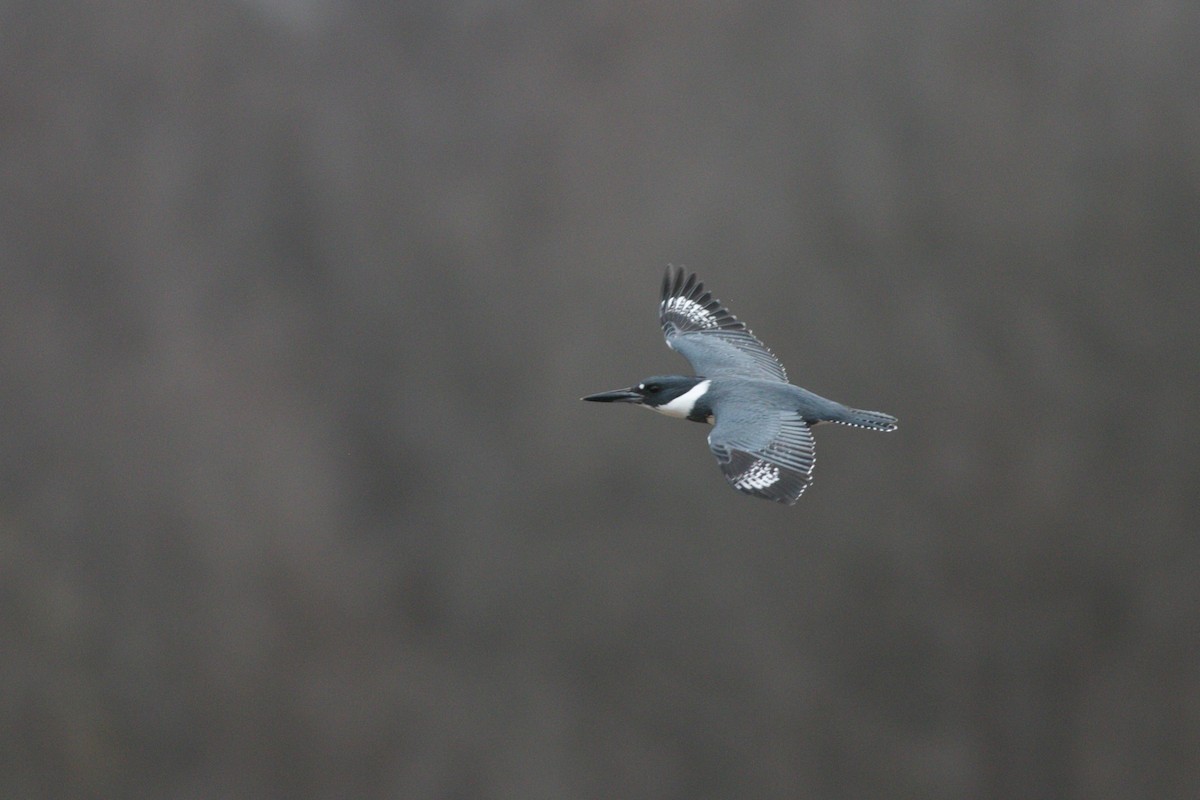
3 2 1198 798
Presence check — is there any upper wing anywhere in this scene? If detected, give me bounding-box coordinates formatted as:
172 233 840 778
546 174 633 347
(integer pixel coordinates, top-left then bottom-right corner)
708 406 816 504
659 266 788 382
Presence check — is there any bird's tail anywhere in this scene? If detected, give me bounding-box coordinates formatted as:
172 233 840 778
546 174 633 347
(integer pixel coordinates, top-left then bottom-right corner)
832 408 898 432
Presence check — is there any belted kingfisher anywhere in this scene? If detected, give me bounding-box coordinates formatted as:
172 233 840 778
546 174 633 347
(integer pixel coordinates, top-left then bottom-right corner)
584 267 898 504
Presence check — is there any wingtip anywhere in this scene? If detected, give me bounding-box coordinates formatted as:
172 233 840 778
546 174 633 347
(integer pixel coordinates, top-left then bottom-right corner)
663 264 710 303
670 264 685 299
680 271 698 299
662 265 675 302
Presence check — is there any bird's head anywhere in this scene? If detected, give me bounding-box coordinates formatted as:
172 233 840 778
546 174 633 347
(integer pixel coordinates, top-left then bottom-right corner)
582 375 711 420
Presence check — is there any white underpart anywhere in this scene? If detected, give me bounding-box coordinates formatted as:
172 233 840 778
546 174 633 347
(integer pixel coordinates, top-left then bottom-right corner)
647 379 712 419
734 460 781 490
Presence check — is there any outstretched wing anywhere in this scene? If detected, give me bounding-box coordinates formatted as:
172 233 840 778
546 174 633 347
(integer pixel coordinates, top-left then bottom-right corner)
659 266 788 382
708 407 816 504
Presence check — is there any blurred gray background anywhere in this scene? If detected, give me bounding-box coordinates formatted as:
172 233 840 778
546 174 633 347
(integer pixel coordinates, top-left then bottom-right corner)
3 2 1199 798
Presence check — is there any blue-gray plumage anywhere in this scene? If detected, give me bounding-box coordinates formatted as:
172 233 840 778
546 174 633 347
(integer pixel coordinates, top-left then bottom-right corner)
583 267 897 504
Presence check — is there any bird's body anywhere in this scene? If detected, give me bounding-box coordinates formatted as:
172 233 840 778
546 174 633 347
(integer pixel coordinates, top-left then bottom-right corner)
639 376 896 430
584 267 897 504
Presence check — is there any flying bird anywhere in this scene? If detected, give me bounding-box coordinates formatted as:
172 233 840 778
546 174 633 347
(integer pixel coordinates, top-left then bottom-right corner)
583 267 897 504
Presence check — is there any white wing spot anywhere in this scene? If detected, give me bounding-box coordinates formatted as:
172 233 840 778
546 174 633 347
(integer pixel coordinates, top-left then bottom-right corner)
733 460 780 491
664 297 718 329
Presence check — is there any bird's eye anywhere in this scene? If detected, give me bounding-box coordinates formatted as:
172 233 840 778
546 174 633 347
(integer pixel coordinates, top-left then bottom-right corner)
645 383 661 393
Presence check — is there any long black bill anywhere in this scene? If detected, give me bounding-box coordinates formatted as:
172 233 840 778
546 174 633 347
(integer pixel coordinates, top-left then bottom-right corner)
581 388 643 403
